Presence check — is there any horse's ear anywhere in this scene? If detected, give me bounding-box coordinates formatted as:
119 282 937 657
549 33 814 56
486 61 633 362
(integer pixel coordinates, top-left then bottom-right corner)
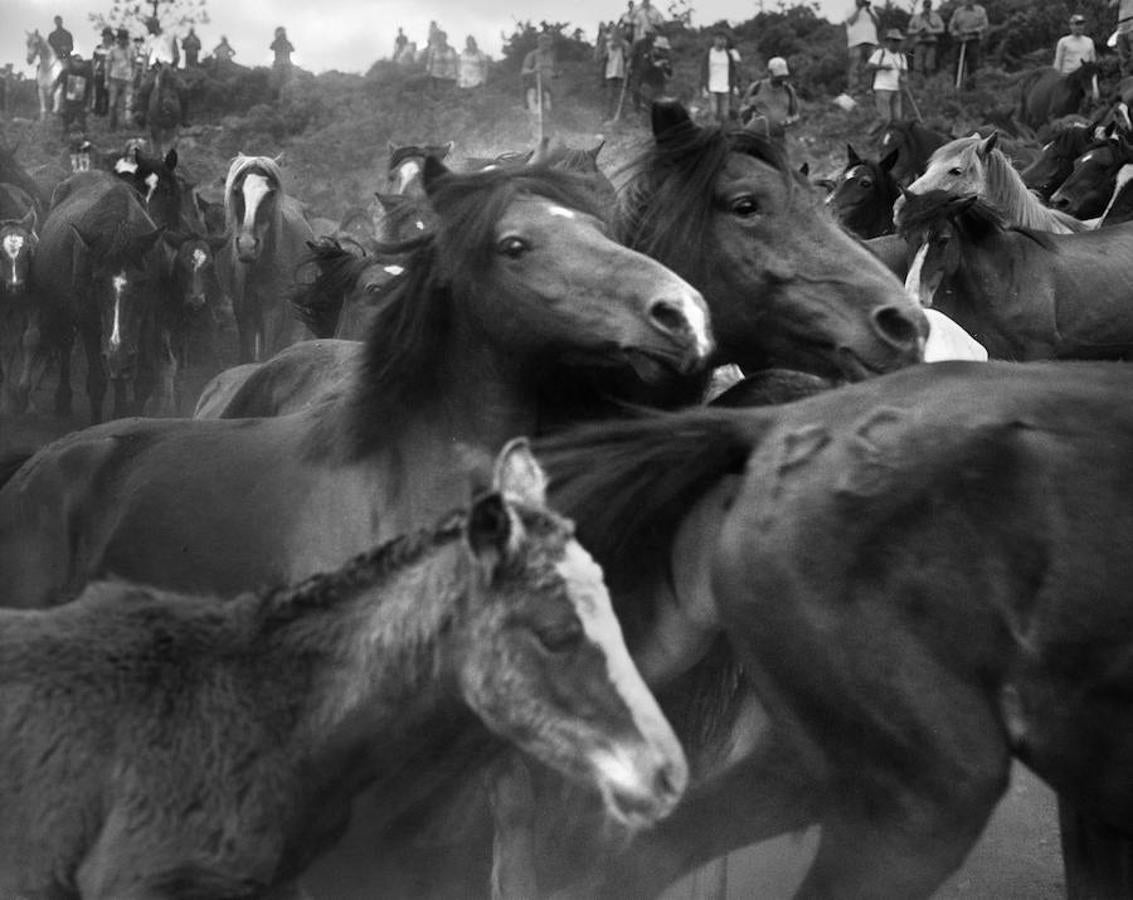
588 139 606 162
422 156 451 194
530 135 553 165
387 140 397 158
163 148 178 171
374 191 399 211
846 144 862 165
442 140 455 158
652 98 697 146
977 131 998 157
798 161 810 177
466 492 515 570
880 146 901 173
492 437 548 508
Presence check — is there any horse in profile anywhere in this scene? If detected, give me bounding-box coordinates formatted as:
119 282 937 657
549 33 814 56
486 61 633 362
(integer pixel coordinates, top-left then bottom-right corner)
618 100 925 380
28 173 166 422
877 119 950 185
147 63 182 157
0 440 687 899
217 154 316 362
826 144 901 238
896 190 1133 360
1019 121 1098 200
529 359 1133 899
1049 134 1133 219
1018 62 1100 131
24 30 62 122
900 131 1092 233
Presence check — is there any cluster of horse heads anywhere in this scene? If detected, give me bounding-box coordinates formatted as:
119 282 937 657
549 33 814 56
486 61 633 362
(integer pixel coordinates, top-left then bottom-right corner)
4 96 1133 898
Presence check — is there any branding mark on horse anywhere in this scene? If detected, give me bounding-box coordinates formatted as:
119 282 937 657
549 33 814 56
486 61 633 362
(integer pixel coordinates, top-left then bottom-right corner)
752 424 831 530
836 407 910 497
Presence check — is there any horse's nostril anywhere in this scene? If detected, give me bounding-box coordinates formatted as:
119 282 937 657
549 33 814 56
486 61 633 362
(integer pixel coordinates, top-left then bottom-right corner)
873 305 923 351
1051 195 1071 210
649 300 689 336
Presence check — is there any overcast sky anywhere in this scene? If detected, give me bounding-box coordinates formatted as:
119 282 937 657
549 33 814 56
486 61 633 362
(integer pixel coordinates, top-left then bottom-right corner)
9 0 851 76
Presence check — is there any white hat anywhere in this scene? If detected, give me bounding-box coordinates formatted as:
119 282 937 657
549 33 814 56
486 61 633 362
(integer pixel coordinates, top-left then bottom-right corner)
768 57 789 77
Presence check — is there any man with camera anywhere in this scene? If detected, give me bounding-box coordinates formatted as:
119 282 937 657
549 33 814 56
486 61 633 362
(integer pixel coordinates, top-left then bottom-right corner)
845 0 880 94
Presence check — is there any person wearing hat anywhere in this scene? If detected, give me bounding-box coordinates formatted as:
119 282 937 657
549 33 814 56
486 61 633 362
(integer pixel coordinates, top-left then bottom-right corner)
1055 14 1100 88
867 29 908 127
740 57 800 143
106 27 135 131
91 26 114 116
701 31 742 123
948 0 989 90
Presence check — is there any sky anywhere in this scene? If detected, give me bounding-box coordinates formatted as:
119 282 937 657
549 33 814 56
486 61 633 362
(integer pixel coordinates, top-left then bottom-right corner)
8 0 852 77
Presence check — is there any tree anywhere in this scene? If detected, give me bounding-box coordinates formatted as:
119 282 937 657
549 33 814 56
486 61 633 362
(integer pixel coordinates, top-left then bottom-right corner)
90 0 210 37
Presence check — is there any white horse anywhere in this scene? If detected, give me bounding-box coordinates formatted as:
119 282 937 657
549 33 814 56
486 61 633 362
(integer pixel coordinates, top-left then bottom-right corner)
25 30 63 121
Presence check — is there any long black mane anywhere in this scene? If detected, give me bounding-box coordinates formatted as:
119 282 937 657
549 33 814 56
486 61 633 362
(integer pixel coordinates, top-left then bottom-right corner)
896 189 1056 250
344 164 607 451
617 121 790 285
291 238 382 338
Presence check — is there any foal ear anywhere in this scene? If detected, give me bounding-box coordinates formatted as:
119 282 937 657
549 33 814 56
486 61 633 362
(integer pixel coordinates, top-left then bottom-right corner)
422 156 451 194
880 146 900 173
163 148 178 171
467 492 515 569
492 438 548 508
846 144 862 166
977 131 998 158
652 99 697 145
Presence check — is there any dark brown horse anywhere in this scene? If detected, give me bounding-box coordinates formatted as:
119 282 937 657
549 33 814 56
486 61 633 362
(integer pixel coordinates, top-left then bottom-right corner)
619 100 925 380
1049 133 1133 219
0 191 39 414
876 119 950 186
0 441 687 899
825 144 901 239
897 191 1133 360
532 359 1133 899
1019 62 1100 132
1019 121 1099 200
28 172 166 422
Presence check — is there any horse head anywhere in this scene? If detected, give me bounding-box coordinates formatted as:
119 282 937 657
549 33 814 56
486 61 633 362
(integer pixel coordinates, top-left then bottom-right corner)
225 155 285 262
1049 134 1133 218
163 230 225 312
826 145 902 239
0 211 38 297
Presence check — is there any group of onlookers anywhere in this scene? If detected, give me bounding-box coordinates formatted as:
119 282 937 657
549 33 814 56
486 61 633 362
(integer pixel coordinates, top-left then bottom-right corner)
399 22 491 93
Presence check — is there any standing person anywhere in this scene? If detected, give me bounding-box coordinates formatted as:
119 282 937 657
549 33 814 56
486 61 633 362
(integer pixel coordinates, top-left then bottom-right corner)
213 35 236 68
948 0 989 91
521 33 558 117
91 26 113 116
270 26 295 99
631 0 665 47
868 29 908 127
600 24 630 120
1111 0 1133 75
48 16 74 62
740 56 800 142
1055 13 1100 104
618 2 637 44
426 31 458 94
907 0 945 77
845 0 880 94
701 31 741 124
182 27 202 68
458 36 490 90
394 27 408 62
106 27 134 131
54 51 92 139
134 17 187 126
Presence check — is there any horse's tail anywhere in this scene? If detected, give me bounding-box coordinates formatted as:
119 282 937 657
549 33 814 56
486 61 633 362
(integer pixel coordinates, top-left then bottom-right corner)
0 452 34 490
536 408 771 595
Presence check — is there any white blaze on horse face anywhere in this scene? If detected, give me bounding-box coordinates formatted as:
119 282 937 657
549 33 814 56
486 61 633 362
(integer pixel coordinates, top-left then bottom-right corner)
144 172 160 204
240 172 272 234
548 205 577 219
383 264 404 276
904 241 935 308
109 273 127 350
558 540 687 815
191 247 207 272
393 159 421 195
3 234 23 287
114 156 139 175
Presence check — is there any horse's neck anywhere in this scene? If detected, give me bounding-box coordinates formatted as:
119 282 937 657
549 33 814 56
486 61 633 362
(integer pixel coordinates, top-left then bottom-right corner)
982 152 1061 231
260 538 469 785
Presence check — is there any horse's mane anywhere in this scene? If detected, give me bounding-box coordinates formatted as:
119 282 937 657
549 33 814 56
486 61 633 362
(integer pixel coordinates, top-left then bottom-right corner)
617 121 789 284
388 144 452 172
1048 124 1096 160
291 238 382 338
943 134 1086 232
343 164 607 454
898 188 1056 250
223 154 284 230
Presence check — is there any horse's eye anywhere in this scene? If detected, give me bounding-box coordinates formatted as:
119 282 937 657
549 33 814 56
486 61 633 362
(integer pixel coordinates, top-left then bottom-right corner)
859 178 873 188
948 167 964 177
533 619 584 654
730 195 760 217
497 236 529 258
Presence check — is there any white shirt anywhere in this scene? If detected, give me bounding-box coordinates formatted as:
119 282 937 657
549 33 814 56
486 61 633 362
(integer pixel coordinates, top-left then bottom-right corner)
846 4 879 47
145 32 178 67
707 47 736 93
869 47 906 91
1054 34 1097 73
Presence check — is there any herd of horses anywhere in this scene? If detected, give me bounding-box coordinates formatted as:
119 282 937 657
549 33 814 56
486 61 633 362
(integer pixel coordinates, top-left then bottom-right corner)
2 88 1133 898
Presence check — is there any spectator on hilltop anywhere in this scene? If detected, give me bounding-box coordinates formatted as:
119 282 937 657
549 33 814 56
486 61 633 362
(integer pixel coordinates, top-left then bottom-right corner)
741 56 799 142
54 51 93 139
92 26 113 116
270 26 295 98
701 31 741 124
631 0 665 46
106 27 134 131
426 31 459 94
1055 13 1100 103
598 23 630 120
948 0 989 91
213 36 236 68
458 36 490 90
868 28 908 128
618 2 637 44
845 0 879 93
394 27 409 61
907 0 945 78
134 16 189 126
1112 0 1133 74
182 27 201 68
48 15 74 62
522 32 559 115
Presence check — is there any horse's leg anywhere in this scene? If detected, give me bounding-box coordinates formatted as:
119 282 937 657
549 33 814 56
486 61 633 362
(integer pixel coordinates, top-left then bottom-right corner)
78 325 106 424
53 324 75 418
1060 802 1133 900
111 377 130 420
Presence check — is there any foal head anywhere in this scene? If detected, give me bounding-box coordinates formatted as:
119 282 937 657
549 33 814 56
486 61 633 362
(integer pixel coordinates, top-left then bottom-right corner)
452 440 687 828
0 211 37 298
163 231 225 314
827 144 901 239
